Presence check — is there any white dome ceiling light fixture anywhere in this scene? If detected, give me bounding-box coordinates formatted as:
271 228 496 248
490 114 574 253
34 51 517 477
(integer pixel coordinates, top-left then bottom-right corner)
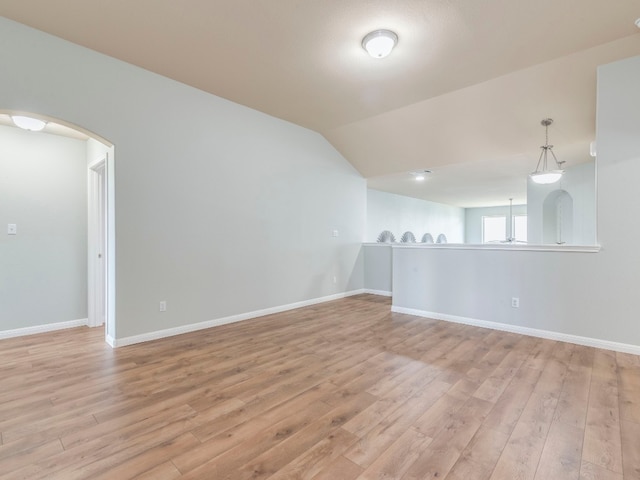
529 118 565 185
362 29 398 59
11 115 47 132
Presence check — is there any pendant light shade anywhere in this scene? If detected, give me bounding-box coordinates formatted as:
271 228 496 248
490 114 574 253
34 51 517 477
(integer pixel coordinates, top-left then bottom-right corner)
362 29 398 58
529 170 564 184
530 118 564 185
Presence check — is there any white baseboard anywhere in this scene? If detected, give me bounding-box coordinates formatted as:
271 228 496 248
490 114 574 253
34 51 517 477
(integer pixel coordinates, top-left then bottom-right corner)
112 289 366 348
0 318 88 340
363 289 392 297
391 306 640 356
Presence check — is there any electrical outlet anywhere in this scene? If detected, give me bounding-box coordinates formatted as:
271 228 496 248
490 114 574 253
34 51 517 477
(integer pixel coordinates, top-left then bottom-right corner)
511 297 520 308
7 224 16 235
332 229 339 237
159 301 167 312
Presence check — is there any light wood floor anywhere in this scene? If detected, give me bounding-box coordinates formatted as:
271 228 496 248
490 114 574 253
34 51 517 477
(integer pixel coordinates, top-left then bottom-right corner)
1 294 639 480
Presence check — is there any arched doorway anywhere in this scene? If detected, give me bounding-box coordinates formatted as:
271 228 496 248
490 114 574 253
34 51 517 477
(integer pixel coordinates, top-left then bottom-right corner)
543 189 573 245
0 110 116 344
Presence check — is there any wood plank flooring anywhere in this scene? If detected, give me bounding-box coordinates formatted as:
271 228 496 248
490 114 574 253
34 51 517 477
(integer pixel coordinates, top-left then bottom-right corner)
1 294 639 479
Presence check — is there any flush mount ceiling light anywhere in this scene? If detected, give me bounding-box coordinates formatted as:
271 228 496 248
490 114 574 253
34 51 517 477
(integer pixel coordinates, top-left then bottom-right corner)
362 29 398 58
11 115 47 132
411 169 431 181
529 118 565 185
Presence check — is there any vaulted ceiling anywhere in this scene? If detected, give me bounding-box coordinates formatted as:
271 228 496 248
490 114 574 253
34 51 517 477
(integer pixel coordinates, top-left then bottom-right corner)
1 1 639 206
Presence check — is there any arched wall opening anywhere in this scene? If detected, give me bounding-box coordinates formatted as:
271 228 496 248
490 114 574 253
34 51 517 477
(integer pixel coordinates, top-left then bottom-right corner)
542 189 573 245
0 110 116 345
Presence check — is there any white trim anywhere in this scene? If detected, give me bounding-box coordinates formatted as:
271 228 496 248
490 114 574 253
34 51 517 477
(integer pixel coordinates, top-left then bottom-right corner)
364 289 392 297
105 334 116 348
111 289 366 348
392 243 601 253
391 306 640 355
87 156 105 170
363 242 600 253
88 157 107 329
0 319 88 340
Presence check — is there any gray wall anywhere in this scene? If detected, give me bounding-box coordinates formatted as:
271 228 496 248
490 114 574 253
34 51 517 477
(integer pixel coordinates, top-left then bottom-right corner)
0 125 88 329
367 189 465 243
391 54 640 348
363 245 392 294
0 18 365 339
464 204 527 244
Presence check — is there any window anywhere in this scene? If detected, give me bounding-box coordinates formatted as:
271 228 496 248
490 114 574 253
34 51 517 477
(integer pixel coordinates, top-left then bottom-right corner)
512 214 528 243
482 214 528 243
482 216 506 243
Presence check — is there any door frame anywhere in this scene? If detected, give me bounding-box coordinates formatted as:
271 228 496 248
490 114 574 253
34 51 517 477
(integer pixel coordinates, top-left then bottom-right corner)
87 153 109 339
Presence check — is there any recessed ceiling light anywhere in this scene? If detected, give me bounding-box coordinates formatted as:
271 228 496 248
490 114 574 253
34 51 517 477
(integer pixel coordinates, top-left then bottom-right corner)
362 29 398 59
11 115 47 131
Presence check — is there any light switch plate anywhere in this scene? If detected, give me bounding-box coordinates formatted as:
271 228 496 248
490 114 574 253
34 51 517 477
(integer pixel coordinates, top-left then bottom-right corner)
7 224 16 235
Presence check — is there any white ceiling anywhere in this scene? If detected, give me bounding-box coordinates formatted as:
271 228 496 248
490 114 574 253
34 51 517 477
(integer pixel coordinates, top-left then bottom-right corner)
1 1 639 206
368 156 535 208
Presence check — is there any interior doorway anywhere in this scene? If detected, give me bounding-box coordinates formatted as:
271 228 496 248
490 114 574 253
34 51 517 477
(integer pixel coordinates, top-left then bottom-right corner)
0 109 115 344
88 157 106 330
86 140 115 345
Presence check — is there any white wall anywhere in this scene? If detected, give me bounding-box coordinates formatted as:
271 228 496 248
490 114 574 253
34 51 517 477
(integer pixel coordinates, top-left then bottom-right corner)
0 125 88 329
389 54 640 350
366 189 465 243
464 204 527 244
0 18 365 340
527 161 596 245
86 138 111 166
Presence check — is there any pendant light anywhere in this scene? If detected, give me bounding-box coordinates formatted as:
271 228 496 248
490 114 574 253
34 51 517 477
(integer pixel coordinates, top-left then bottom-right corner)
529 118 565 185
